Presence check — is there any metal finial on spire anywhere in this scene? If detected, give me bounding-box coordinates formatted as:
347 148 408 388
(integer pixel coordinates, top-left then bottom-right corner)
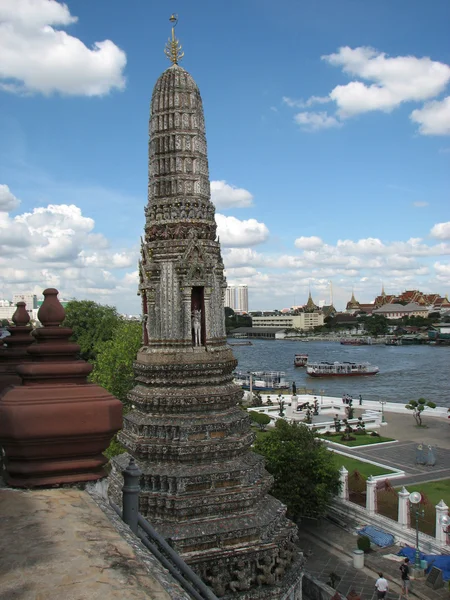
164 14 184 65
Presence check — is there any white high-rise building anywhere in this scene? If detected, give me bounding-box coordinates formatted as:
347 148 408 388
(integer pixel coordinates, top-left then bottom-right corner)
13 293 38 310
225 286 236 310
237 284 248 313
12 293 38 319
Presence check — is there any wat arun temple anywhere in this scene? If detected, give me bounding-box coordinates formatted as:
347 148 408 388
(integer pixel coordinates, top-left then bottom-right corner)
109 16 304 599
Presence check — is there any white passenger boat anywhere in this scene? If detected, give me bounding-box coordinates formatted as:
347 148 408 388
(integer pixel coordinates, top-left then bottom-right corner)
306 361 379 377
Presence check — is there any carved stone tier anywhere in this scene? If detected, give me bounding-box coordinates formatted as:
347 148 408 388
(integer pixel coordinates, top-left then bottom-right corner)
109 49 303 598
0 302 34 394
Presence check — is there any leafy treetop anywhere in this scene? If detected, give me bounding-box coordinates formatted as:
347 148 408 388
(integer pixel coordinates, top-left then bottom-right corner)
63 300 121 363
91 320 142 409
253 419 340 520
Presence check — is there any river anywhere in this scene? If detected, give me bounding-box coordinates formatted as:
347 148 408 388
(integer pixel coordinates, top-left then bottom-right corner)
228 339 450 408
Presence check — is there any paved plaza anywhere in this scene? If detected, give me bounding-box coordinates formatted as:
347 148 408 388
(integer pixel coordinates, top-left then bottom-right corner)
335 440 450 487
299 518 448 600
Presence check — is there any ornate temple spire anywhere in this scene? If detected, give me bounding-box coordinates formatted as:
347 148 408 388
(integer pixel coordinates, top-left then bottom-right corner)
164 14 184 65
305 287 317 312
110 18 303 598
381 281 386 296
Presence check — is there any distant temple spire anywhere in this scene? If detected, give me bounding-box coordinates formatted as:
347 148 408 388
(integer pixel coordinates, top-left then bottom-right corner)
164 14 184 64
381 281 386 296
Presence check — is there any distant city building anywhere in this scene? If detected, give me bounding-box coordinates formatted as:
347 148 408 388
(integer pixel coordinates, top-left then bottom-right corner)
225 285 236 310
372 302 429 319
237 284 248 312
0 300 15 321
345 292 375 315
13 293 38 314
345 287 450 315
252 313 324 330
373 287 450 311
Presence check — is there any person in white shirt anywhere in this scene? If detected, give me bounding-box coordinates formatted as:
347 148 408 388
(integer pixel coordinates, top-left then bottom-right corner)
375 572 389 599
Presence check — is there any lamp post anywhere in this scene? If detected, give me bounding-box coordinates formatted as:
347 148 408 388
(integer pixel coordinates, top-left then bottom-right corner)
380 400 387 424
409 491 425 570
320 388 325 406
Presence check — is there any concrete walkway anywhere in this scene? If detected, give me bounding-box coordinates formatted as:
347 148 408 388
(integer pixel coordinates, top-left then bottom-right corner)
0 485 188 600
299 517 448 600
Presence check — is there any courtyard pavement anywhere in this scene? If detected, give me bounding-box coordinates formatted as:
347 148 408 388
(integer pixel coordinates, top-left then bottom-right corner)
299 517 448 600
328 409 450 488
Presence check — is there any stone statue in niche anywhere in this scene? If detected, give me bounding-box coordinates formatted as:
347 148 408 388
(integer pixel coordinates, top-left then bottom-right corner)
191 309 202 346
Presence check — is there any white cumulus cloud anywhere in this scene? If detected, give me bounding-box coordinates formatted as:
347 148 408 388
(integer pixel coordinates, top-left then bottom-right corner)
294 111 341 131
430 221 450 240
0 0 126 96
0 184 20 212
215 214 269 247
294 236 324 250
210 180 254 209
410 96 450 136
323 46 450 118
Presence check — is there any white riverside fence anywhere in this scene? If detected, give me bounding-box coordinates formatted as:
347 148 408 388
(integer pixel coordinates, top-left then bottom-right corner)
334 468 450 553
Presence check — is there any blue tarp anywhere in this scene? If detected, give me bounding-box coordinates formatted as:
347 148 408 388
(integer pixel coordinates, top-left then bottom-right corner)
357 525 395 548
397 547 450 581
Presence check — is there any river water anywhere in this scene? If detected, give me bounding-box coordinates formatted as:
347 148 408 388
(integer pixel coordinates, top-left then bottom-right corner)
229 339 450 408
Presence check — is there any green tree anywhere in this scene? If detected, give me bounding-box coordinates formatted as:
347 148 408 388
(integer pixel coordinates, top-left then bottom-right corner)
253 420 340 520
405 397 436 426
63 300 121 362
364 314 389 337
91 320 142 408
249 411 271 431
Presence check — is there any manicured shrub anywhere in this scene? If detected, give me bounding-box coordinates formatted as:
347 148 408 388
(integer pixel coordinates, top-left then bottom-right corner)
357 535 371 553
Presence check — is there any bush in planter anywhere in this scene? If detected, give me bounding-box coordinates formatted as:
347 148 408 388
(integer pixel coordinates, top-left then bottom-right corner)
357 535 371 553
370 431 380 437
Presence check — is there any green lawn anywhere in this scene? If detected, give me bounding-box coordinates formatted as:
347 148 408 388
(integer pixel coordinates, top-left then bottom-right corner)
331 453 396 478
318 433 395 447
395 479 450 507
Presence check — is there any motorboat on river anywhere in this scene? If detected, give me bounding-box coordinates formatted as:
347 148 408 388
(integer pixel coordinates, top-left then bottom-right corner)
294 353 308 367
233 371 290 392
306 361 379 377
340 337 372 345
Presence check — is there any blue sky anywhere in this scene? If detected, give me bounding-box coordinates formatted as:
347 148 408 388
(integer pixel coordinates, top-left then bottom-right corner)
0 0 449 313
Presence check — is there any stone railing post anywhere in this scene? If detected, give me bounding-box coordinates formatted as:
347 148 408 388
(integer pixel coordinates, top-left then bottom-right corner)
398 486 410 528
435 500 449 547
122 458 142 534
339 466 349 500
366 476 377 515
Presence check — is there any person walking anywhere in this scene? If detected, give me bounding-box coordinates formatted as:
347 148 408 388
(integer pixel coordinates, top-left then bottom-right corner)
375 572 389 599
399 558 410 598
359 394 362 406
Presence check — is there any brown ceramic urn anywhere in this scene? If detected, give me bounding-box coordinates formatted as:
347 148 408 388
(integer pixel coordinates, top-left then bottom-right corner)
0 288 123 487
